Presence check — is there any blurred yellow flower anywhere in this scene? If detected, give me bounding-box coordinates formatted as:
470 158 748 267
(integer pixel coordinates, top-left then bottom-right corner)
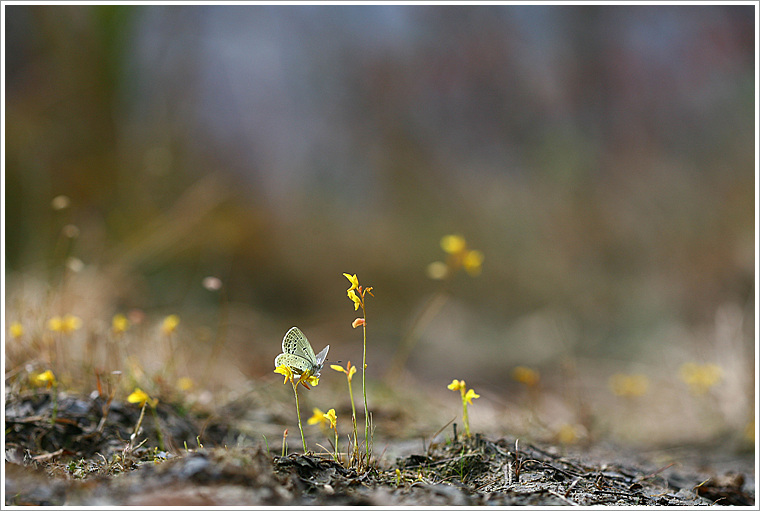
343 273 359 292
307 407 327 426
441 235 467 255
35 370 57 388
127 388 158 407
679 363 722 395
512 366 540 387
608 373 649 398
177 377 194 391
323 408 337 429
462 250 484 276
112 314 130 335
447 379 465 391
9 322 24 339
556 423 582 445
161 315 180 335
47 314 82 333
464 388 480 405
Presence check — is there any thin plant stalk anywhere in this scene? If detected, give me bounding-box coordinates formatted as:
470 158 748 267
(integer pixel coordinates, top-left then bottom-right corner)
462 392 471 437
361 310 370 465
291 380 307 453
347 372 359 459
149 404 166 451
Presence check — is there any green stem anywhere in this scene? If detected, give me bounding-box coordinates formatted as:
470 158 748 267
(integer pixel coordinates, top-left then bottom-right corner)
292 381 307 453
150 405 166 451
334 428 340 462
348 376 358 456
462 391 470 437
362 313 370 465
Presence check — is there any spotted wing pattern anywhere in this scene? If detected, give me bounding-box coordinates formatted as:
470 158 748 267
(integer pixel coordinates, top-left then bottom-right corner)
275 326 329 378
274 353 313 376
282 327 317 362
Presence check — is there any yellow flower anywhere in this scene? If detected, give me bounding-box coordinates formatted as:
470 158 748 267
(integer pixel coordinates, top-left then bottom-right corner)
462 250 484 276
161 314 180 335
343 273 359 292
47 314 82 333
557 423 582 445
447 379 465 391
323 408 337 429
35 370 57 388
127 388 158 407
9 322 24 339
512 366 540 387
679 363 722 395
177 377 194 391
274 365 294 384
464 388 480 405
331 362 357 382
608 373 649 398
347 290 361 311
112 314 130 335
307 407 327 426
441 235 467 255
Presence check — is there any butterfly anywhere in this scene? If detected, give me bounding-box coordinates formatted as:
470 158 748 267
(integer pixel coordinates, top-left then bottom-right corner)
274 326 329 379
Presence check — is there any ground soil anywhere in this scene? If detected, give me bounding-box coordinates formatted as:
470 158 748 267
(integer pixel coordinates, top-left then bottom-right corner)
4 387 756 506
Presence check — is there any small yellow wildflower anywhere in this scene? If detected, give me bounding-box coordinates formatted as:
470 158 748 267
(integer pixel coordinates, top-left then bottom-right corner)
608 373 649 398
447 379 465 391
462 250 484 276
556 423 583 445
9 322 24 339
323 408 337 429
275 365 295 384
441 235 467 255
47 314 82 333
112 314 130 335
464 388 480 405
307 407 327 426
347 290 361 311
177 377 194 391
343 273 359 292
679 362 722 395
512 366 540 387
331 361 357 382
161 315 180 335
127 388 158 407
35 370 57 388
448 378 479 436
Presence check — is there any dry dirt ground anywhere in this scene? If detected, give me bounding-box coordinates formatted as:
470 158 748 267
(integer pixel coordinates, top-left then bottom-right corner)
4 387 756 506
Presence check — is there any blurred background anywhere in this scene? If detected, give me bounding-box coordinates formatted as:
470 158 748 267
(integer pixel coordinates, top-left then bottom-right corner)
4 4 756 448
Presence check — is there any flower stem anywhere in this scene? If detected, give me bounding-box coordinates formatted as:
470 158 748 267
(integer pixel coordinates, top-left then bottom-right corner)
361 311 370 465
292 381 307 453
348 376 358 458
149 404 166 451
461 389 470 437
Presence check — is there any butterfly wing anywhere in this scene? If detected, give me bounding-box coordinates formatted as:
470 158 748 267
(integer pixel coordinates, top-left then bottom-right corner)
282 327 317 364
275 353 313 375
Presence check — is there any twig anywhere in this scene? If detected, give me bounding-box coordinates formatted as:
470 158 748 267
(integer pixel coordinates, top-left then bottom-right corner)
548 489 580 506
